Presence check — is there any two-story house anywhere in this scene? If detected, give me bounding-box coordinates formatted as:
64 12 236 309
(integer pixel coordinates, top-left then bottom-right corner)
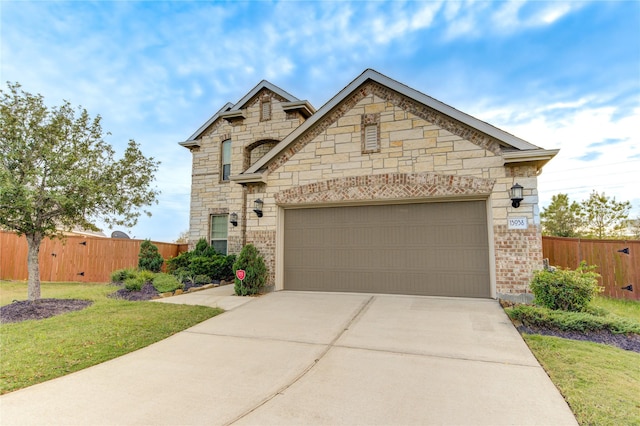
180 69 558 299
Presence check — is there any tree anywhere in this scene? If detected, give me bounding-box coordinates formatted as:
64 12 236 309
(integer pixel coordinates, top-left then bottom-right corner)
138 239 164 272
630 217 640 239
580 191 631 239
540 193 583 237
174 229 189 244
0 82 159 300
233 244 267 296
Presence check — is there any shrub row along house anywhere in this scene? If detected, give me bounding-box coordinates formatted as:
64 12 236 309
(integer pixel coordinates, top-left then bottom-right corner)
180 69 558 299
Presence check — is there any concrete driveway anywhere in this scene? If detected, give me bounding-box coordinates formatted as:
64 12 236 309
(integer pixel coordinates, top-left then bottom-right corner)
0 291 577 425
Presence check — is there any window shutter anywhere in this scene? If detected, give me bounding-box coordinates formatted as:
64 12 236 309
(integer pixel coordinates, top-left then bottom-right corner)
364 125 378 151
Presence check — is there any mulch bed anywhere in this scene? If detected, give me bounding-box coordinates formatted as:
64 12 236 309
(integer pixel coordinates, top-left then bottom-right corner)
517 325 640 353
109 283 160 301
0 299 93 324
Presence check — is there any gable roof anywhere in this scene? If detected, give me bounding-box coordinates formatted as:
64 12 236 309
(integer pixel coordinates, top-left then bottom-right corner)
179 102 234 148
179 80 304 146
240 69 557 177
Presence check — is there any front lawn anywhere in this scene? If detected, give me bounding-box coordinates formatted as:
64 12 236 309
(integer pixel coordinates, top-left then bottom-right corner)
0 281 222 395
508 296 640 425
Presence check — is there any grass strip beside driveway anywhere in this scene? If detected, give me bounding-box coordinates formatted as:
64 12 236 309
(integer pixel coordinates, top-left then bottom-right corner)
0 282 222 395
514 297 640 426
525 335 640 426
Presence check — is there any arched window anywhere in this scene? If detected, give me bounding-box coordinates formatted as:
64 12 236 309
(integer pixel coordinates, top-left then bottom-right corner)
221 139 231 181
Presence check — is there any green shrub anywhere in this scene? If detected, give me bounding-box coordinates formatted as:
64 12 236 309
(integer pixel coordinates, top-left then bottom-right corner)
110 268 136 283
194 275 211 285
233 244 267 296
138 270 156 284
117 269 154 291
530 262 602 312
166 239 235 280
124 276 145 291
189 255 217 277
152 273 183 293
173 268 194 284
193 238 218 257
507 304 640 334
138 239 164 272
166 251 192 274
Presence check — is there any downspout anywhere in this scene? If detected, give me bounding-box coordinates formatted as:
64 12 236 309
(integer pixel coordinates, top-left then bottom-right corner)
241 184 247 246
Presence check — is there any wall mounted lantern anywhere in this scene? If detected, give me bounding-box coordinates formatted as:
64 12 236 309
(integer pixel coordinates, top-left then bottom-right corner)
253 199 264 218
510 183 524 208
230 212 238 227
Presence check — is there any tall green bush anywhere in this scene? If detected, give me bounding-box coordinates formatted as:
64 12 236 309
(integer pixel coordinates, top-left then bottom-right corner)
530 262 602 312
233 244 267 296
138 239 164 272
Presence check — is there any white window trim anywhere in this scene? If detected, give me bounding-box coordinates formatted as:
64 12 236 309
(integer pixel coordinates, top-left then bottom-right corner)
221 139 231 182
210 214 228 255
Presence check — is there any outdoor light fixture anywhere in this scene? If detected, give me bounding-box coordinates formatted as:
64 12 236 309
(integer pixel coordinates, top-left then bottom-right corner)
230 212 238 227
253 199 264 218
510 183 524 208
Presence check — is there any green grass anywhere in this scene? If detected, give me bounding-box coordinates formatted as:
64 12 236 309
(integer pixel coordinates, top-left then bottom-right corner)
592 296 640 322
511 296 640 426
524 335 640 426
0 281 222 395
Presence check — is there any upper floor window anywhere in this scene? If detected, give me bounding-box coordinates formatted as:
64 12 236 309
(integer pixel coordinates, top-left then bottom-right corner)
221 139 231 181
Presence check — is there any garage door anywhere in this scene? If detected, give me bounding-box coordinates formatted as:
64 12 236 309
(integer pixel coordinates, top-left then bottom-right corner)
283 201 490 298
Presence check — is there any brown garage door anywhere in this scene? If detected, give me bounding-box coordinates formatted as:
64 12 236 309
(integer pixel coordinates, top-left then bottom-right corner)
283 201 490 297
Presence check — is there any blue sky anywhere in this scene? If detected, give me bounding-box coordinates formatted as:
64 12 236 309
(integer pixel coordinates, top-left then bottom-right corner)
2 1 639 242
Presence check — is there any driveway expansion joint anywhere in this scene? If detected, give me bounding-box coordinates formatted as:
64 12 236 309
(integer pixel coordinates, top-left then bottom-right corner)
333 343 542 368
224 295 375 426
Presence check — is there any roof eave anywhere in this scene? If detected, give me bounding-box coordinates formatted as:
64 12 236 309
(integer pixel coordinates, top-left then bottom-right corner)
179 140 201 149
229 172 267 185
282 100 316 118
503 149 560 171
183 102 234 142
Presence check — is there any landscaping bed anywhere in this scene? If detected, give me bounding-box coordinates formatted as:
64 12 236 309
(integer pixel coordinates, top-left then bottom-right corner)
0 299 93 324
516 324 640 352
501 300 640 353
0 280 230 325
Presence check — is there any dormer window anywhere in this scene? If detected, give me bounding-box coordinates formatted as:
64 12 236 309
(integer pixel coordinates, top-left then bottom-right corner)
221 139 231 182
261 99 271 121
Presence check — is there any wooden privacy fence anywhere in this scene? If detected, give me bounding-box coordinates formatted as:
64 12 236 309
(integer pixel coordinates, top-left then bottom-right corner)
542 236 639 301
0 231 188 283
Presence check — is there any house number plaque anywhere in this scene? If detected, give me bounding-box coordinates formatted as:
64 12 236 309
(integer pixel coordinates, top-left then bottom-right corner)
508 217 528 230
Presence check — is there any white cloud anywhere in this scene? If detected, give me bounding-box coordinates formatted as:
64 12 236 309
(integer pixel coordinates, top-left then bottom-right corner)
483 102 640 215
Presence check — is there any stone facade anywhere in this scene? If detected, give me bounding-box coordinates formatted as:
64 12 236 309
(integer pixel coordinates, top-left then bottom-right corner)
182 70 556 297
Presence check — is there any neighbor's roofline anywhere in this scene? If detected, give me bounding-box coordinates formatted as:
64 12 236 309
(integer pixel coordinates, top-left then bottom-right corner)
243 68 542 174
